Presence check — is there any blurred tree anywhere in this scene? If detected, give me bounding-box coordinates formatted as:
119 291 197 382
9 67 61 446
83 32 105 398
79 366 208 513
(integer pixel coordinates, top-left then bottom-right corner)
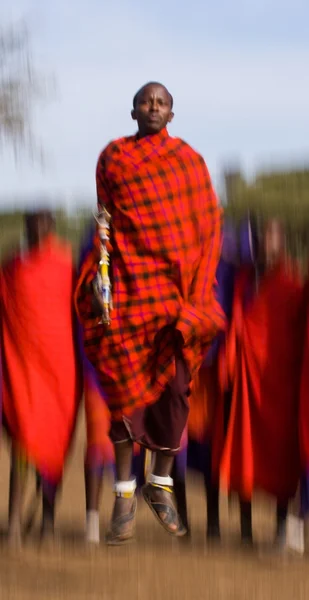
0 21 46 159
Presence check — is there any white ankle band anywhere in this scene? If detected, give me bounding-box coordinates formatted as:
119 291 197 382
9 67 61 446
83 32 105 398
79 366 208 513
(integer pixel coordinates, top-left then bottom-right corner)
113 479 136 494
149 474 173 487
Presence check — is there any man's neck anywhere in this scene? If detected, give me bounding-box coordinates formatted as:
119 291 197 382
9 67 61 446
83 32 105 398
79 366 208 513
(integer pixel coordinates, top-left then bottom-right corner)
137 127 167 139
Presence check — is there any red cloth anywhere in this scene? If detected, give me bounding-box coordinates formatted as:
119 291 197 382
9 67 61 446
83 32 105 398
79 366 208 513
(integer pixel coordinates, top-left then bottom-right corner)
213 263 303 503
188 363 219 443
0 235 81 483
299 279 309 470
75 128 225 420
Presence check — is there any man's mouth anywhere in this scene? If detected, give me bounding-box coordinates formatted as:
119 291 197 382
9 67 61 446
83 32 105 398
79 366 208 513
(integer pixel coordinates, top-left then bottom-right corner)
147 113 160 122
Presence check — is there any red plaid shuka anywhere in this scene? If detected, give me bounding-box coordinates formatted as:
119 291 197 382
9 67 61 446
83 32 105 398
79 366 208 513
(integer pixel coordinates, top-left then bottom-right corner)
75 128 225 420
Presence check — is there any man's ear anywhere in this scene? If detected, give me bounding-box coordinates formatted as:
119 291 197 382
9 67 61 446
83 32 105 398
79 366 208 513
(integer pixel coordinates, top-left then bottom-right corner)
131 109 137 121
168 111 174 123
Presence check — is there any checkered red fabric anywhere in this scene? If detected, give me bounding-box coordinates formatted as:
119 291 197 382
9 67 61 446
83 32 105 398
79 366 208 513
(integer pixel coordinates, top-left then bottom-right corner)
75 128 225 420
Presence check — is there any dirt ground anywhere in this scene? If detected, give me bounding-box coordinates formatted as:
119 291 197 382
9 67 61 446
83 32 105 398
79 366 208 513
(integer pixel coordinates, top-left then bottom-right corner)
0 418 308 600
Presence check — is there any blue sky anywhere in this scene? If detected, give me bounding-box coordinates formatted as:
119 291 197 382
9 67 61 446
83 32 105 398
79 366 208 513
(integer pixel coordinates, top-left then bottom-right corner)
1 0 309 208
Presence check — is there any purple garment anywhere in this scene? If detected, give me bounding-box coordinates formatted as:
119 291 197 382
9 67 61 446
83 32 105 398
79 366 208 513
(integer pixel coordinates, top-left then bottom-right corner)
221 221 239 264
203 259 235 367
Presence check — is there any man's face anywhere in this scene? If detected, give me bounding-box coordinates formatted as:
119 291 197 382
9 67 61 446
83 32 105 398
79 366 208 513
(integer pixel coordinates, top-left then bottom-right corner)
132 84 174 137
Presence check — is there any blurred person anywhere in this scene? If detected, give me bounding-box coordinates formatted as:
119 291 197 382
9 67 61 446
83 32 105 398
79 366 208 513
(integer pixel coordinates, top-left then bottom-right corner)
75 81 224 544
79 222 160 544
0 210 81 548
78 221 115 545
299 264 309 529
213 218 303 547
83 360 115 544
176 217 257 541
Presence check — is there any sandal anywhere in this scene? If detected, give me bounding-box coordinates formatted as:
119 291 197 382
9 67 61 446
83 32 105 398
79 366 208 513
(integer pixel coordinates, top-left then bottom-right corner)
142 475 187 537
106 479 137 546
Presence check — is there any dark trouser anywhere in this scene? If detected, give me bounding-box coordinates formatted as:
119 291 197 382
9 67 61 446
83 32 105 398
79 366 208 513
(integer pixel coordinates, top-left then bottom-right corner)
110 356 190 457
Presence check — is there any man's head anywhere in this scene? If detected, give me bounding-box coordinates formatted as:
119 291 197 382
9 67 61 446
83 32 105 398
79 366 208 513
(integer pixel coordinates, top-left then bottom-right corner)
131 82 174 137
24 210 55 248
263 218 285 267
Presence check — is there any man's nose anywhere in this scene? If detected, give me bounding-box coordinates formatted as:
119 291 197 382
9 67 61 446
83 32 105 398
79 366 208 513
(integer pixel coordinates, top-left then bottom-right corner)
150 99 159 111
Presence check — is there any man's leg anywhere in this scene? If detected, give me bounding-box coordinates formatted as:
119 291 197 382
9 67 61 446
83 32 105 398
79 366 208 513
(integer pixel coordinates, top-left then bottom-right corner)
106 434 136 545
8 448 28 548
140 355 190 536
205 479 220 540
84 390 115 544
41 478 59 541
202 444 220 539
85 467 103 544
275 502 288 546
84 451 104 544
240 500 253 544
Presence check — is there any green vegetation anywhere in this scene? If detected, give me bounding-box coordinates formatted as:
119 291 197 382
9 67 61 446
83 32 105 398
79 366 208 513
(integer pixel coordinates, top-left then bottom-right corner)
1 167 309 265
224 168 309 264
0 208 91 261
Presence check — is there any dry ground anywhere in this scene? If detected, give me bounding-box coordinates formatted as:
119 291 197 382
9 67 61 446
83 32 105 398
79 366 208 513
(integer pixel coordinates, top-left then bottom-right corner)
0 416 308 600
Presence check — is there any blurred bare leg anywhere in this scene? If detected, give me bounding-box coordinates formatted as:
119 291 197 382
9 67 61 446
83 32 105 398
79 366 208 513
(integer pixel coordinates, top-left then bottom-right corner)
8 448 28 549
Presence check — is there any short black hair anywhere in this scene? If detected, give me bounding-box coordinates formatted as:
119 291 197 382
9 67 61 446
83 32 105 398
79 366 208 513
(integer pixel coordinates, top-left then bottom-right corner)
133 82 173 109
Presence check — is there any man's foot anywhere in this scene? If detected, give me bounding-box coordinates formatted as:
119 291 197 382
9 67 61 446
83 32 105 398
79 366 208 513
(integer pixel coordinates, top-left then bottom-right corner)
39 519 60 552
274 518 287 548
241 533 254 547
240 521 254 547
142 478 187 536
106 496 137 545
207 522 221 542
240 501 253 546
106 480 137 546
